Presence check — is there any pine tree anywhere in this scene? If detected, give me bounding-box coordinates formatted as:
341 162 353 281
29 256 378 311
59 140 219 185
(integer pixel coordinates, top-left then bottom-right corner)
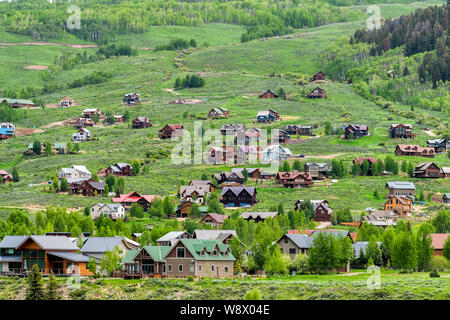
60 178 68 192
292 159 301 171
282 160 291 172
12 167 19 182
26 264 44 300
45 273 59 300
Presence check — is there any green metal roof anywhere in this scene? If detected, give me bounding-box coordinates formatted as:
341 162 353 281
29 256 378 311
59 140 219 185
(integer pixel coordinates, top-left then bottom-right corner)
175 239 236 261
122 246 172 264
0 98 34 105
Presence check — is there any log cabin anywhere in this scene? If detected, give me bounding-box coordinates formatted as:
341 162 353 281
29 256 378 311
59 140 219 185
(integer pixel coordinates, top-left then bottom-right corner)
276 171 313 188
220 187 257 207
258 89 278 99
306 87 326 98
310 71 325 82
207 108 229 119
159 124 184 139
383 195 413 217
413 162 442 178
388 124 415 139
104 163 133 177
344 124 368 139
132 117 152 129
0 170 12 183
395 144 435 158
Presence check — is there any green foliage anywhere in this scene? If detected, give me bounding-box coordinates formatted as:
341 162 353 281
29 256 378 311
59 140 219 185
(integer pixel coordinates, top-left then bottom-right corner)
432 210 450 233
174 74 205 89
11 167 19 182
100 246 123 276
45 273 59 300
391 231 418 272
244 288 262 300
291 254 309 274
309 233 352 274
87 257 98 276
26 264 44 300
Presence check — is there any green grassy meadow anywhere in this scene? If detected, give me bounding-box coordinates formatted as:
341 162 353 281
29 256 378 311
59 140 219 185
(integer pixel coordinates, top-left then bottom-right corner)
0 0 448 219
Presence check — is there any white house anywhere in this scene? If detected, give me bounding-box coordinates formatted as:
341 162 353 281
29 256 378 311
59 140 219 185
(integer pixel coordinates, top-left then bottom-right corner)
57 165 92 183
72 128 91 142
90 203 125 220
262 145 292 163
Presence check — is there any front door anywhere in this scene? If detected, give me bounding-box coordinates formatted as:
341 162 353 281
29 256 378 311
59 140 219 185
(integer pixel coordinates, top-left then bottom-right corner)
142 263 154 275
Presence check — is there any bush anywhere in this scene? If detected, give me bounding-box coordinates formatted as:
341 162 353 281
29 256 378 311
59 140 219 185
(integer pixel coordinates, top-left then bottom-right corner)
187 275 194 282
428 255 448 272
429 270 440 278
244 288 262 300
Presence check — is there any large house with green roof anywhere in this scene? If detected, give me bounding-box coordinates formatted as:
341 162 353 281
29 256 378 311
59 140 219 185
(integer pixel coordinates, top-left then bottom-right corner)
0 98 35 108
122 239 235 278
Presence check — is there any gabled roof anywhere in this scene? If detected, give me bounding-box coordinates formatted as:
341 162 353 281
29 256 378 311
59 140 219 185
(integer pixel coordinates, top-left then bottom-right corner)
189 180 212 187
47 251 90 262
112 192 156 203
156 231 190 243
193 229 236 240
0 97 34 105
80 236 138 253
16 235 79 251
353 157 377 165
92 203 124 212
241 212 278 220
221 186 256 197
430 233 449 250
385 181 415 190
281 234 313 249
0 235 28 248
167 239 235 261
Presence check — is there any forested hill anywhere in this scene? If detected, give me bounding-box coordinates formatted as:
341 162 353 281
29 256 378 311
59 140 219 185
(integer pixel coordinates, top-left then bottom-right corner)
0 0 366 44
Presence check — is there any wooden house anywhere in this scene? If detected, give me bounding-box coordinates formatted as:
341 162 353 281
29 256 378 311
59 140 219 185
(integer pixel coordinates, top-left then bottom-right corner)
104 163 133 177
295 200 333 222
385 181 415 199
383 195 413 217
0 235 92 276
413 162 441 178
114 115 125 123
231 168 261 179
159 124 184 139
123 246 170 278
70 180 105 196
58 165 92 183
353 157 378 175
82 108 105 120
259 89 278 99
303 163 332 180
256 111 276 123
112 192 156 211
427 138 449 153
156 231 192 247
272 129 290 143
306 87 326 98
60 96 74 108
132 117 152 129
213 171 245 186
395 144 435 158
285 125 312 136
361 210 397 229
0 170 12 183
74 118 94 129
0 98 35 108
388 124 415 139
220 187 257 207
276 171 313 188
207 108 229 119
175 200 193 218
200 213 230 228
310 71 325 82
344 124 368 139
123 93 140 105
240 212 278 223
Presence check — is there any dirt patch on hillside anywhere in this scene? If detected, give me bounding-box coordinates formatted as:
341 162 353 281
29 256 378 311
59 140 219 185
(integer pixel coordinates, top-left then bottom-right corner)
281 115 300 121
424 129 436 137
0 42 98 49
24 65 48 70
42 119 72 129
15 127 44 137
164 88 179 95
303 153 344 160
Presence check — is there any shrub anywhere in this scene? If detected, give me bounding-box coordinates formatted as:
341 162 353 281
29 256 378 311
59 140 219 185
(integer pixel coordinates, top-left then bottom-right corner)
429 270 440 278
244 288 262 300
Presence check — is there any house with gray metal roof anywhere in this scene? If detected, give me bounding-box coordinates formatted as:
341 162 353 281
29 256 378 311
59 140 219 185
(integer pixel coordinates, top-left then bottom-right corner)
80 236 140 260
385 181 415 199
156 231 192 247
277 233 313 259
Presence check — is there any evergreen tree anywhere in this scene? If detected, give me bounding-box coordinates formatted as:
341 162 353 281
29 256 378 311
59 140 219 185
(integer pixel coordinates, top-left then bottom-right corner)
32 141 41 155
44 142 53 155
60 178 68 192
292 159 301 171
282 160 291 172
12 167 19 182
25 264 44 300
45 273 59 300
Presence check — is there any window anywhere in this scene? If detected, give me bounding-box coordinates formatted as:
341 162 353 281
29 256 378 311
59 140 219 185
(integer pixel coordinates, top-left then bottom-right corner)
163 265 166 273
289 248 296 255
213 250 217 256
178 264 183 272
199 265 202 272
190 265 194 272
284 237 288 243
211 265 214 272
280 248 283 254
224 267 229 273
168 264 172 272
177 248 185 258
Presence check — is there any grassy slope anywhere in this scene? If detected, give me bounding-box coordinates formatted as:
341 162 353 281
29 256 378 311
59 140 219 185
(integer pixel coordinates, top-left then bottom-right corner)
0 0 448 215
